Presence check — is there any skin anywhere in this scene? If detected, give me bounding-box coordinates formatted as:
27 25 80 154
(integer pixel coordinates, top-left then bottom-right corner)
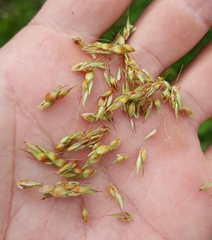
1 0 212 239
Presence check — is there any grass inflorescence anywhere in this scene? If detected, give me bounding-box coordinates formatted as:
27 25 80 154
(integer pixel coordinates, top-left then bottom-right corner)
17 16 192 223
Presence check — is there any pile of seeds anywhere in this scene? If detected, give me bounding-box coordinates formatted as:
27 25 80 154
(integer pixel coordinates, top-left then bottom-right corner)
16 17 192 222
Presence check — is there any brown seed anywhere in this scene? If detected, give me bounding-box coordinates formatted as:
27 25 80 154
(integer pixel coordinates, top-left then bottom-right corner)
38 83 72 110
179 106 193 116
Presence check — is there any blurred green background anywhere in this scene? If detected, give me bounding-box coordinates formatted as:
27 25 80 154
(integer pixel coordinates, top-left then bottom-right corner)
1 0 211 150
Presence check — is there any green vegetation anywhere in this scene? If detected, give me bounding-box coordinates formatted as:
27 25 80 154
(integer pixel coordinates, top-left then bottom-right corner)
0 0 211 150
0 0 44 46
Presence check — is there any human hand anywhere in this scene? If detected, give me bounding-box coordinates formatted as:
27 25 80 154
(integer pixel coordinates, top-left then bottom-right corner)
1 1 212 239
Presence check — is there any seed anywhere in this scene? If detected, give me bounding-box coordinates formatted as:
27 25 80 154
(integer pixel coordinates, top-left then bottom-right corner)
38 101 52 110
114 33 125 44
16 179 42 189
117 67 122 81
57 88 72 100
25 142 48 162
55 131 84 151
71 36 85 47
144 129 157 140
179 106 193 116
108 74 118 90
39 184 54 194
111 212 133 221
81 168 96 178
51 186 70 197
82 205 89 222
82 112 97 122
89 135 104 146
83 154 102 168
144 100 153 120
199 183 212 191
122 81 130 94
85 126 109 138
130 119 136 134
82 79 88 94
85 71 94 82
106 95 113 108
109 138 121 151
95 106 106 120
136 148 146 173
128 101 136 116
142 69 153 82
44 89 59 102
91 141 102 151
66 138 89 152
128 91 145 101
71 185 97 195
82 89 89 106
113 154 128 164
38 83 72 110
161 88 170 103
95 145 110 155
111 44 135 54
114 94 129 104
108 185 123 209
110 45 125 54
73 167 83 175
64 181 80 190
52 158 68 168
57 160 79 175
72 61 107 72
57 172 78 178
104 110 114 123
174 102 179 119
106 101 122 112
153 98 161 113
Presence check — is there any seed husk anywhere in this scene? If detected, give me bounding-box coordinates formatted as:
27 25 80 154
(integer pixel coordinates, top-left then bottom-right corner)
108 185 123 209
38 83 72 110
109 138 121 151
199 183 212 191
16 179 42 189
113 154 128 164
82 205 89 222
136 148 147 173
144 129 157 140
95 145 110 155
111 212 133 221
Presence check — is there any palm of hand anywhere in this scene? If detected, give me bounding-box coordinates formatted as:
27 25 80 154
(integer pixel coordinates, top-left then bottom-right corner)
1 1 212 239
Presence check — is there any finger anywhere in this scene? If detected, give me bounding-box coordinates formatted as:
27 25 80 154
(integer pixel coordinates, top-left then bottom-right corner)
31 0 133 42
128 0 212 77
177 43 212 126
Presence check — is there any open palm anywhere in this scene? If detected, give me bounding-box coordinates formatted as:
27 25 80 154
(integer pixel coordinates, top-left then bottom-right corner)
1 0 212 239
